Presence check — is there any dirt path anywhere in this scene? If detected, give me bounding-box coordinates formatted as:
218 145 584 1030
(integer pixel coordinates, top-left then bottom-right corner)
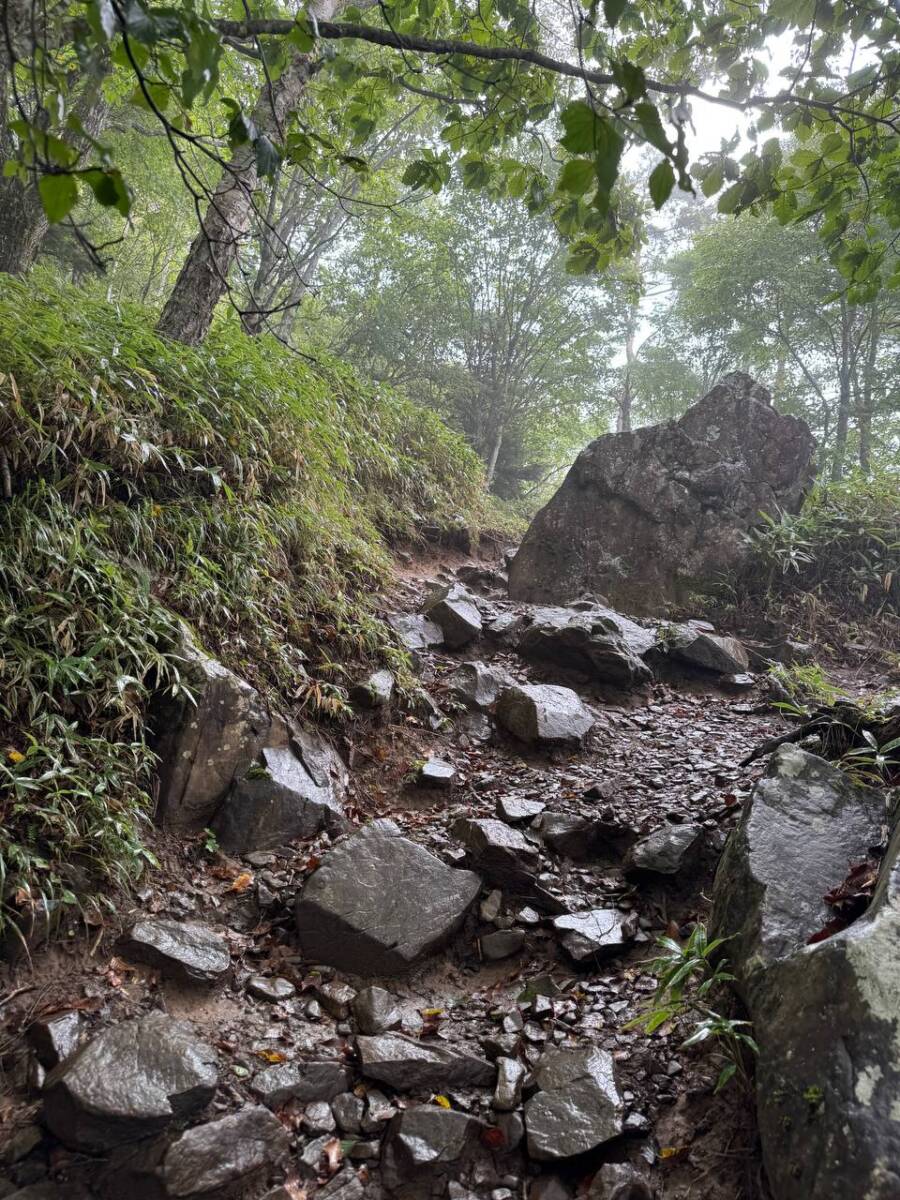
0 552 788 1200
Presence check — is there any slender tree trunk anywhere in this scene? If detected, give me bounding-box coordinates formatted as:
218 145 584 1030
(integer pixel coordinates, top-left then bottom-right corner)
857 310 879 472
617 299 638 432
486 421 505 487
830 296 852 482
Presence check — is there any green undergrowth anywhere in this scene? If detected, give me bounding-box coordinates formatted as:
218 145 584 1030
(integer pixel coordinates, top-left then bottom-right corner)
0 271 493 935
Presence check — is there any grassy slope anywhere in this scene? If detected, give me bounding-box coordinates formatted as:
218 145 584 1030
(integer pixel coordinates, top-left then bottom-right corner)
0 272 508 932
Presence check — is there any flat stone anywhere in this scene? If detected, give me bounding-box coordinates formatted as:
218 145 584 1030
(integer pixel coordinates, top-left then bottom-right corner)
387 613 444 653
524 1046 623 1160
667 628 750 675
211 739 349 854
537 813 598 860
28 1012 81 1069
497 796 546 823
425 586 483 649
118 919 230 985
452 817 539 890
481 930 525 961
351 986 402 1035
553 910 636 961
627 823 702 875
382 1106 476 1186
252 1061 350 1107
496 684 594 747
492 1057 526 1110
313 980 357 1019
418 758 457 789
295 819 480 975
246 975 296 1002
163 1105 289 1196
357 1033 495 1090
351 669 395 708
43 1013 218 1152
448 662 513 711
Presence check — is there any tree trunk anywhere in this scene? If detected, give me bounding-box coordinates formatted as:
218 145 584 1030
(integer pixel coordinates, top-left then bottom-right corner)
830 296 852 482
485 422 505 487
857 307 880 473
156 52 319 345
617 300 638 432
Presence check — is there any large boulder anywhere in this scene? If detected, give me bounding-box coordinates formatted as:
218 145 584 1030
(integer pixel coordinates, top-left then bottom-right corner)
508 373 816 615
117 919 230 985
211 737 348 853
524 1045 623 1160
162 1106 289 1196
357 1033 494 1089
43 1014 218 1152
295 819 481 974
152 628 270 830
424 584 482 649
711 745 897 1200
517 607 653 688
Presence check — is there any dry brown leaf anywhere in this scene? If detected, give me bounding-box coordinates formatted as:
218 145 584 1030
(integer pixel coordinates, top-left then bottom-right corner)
229 871 253 893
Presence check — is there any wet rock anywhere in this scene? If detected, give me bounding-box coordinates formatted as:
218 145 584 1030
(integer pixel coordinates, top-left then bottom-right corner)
481 930 525 961
332 1092 365 1133
517 608 653 689
486 612 528 645
712 745 897 1200
27 1012 81 1069
313 980 357 1020
351 669 395 708
626 822 702 875
118 919 230 985
351 986 402 1035
418 758 457 789
357 1032 494 1090
304 1101 336 1134
246 975 296 1002
553 910 636 961
509 372 816 615
425 585 483 649
382 1106 477 1192
253 1060 350 1107
295 819 480 975
212 739 348 854
43 1013 218 1152
162 1105 289 1196
457 564 508 594
524 1045 623 1160
388 612 444 653
448 662 513 711
587 1164 653 1199
480 888 503 923
529 1178 573 1200
496 796 545 824
665 627 750 675
495 1110 524 1152
452 817 539 889
711 745 886 995
152 628 271 830
492 1057 526 1111
537 813 598 860
496 684 594 747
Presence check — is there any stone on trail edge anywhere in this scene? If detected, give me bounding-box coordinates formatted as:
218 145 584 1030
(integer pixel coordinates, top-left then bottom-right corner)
424 583 483 649
357 1032 495 1090
447 660 514 711
294 819 481 975
162 1105 289 1196
517 606 653 689
524 1045 624 1160
496 683 594 747
712 744 895 1200
43 1013 218 1152
118 918 230 985
553 909 637 961
626 822 703 875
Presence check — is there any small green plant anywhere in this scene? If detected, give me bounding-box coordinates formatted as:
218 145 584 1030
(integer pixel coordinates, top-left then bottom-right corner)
769 662 842 713
200 828 220 855
839 730 900 784
626 924 758 1092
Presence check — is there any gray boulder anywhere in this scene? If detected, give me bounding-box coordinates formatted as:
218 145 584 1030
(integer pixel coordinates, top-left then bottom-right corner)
357 1032 494 1090
712 744 897 1200
537 812 599 860
252 1061 350 1107
553 909 636 961
295 820 480 975
388 613 444 653
626 822 703 875
212 738 349 854
418 758 457 789
28 1012 81 1069
447 661 513 711
497 795 546 823
351 986 402 1035
517 607 653 688
496 684 594 747
452 817 539 888
425 585 483 649
493 1057 526 1110
351 668 395 708
508 373 816 615
524 1045 623 1160
382 1106 477 1193
43 1013 218 1152
153 628 270 830
665 627 750 675
163 1106 289 1196
481 929 526 960
118 919 230 985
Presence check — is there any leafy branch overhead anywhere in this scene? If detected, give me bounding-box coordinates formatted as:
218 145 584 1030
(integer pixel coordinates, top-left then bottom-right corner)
4 0 899 285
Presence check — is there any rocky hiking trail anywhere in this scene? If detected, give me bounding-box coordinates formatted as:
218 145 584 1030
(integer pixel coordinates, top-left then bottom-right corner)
0 547 883 1200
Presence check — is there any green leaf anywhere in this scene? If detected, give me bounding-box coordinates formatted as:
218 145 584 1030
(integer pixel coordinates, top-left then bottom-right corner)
701 163 724 197
84 168 132 216
648 159 675 208
717 181 744 214
559 100 599 153
603 0 627 26
289 19 315 52
715 1062 737 1092
559 158 596 196
38 173 78 223
634 102 670 153
255 135 281 180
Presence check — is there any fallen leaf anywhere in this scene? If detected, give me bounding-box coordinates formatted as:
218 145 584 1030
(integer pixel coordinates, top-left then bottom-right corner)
229 871 253 893
421 1007 443 1017
322 1136 343 1174
480 1126 506 1150
659 1145 688 1161
256 1049 287 1064
7 749 24 764
432 1094 451 1109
